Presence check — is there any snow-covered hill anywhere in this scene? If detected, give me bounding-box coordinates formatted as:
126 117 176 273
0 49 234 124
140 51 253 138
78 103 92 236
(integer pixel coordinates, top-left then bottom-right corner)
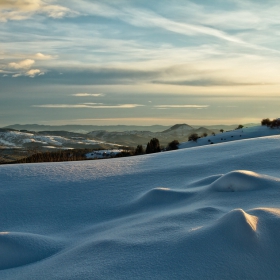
0 134 280 279
179 125 280 149
0 130 120 150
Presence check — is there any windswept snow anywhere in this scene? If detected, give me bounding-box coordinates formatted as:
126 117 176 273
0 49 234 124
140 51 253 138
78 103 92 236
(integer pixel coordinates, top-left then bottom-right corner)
0 135 280 279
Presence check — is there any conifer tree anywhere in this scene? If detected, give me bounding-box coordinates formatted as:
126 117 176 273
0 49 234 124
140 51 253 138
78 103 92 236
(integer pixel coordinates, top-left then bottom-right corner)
146 138 160 153
135 145 144 155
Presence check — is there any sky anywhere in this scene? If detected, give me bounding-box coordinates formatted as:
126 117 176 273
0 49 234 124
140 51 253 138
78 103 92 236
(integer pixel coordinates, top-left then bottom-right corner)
1 0 280 127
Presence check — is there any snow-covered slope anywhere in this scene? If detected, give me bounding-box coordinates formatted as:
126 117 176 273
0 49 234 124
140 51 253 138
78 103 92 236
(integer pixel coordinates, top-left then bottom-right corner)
1 135 280 279
179 125 280 149
0 130 119 150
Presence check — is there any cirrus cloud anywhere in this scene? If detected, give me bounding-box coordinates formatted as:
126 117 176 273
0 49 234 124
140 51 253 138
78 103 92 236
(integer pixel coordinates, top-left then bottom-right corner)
154 105 209 109
32 103 144 109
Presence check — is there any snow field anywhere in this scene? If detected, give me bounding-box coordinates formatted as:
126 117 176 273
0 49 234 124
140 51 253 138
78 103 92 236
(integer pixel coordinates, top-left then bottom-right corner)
0 135 280 279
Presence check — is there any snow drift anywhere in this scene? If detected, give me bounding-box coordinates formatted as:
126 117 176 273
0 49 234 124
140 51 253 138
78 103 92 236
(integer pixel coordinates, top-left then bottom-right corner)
0 135 280 279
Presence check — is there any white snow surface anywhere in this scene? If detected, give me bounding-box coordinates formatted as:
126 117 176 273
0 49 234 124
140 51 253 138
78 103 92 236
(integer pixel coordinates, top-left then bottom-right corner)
1 135 280 279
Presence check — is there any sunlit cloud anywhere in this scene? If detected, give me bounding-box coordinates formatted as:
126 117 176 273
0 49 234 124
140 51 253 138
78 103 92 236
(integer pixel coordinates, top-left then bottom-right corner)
32 104 144 109
25 69 44 77
0 0 78 22
72 93 104 97
82 103 103 105
8 59 34 69
34 52 55 60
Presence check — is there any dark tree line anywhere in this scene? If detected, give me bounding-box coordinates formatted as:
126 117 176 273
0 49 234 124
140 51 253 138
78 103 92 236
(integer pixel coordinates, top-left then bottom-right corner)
133 138 180 156
261 118 280 128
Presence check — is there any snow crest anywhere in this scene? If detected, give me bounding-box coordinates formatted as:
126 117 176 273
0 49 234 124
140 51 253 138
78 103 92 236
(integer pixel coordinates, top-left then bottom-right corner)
210 170 280 192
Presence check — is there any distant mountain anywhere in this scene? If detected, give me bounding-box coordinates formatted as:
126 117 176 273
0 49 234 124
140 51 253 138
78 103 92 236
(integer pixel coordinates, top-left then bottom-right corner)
162 123 194 134
5 123 259 134
1 123 222 148
87 125 217 146
4 124 170 133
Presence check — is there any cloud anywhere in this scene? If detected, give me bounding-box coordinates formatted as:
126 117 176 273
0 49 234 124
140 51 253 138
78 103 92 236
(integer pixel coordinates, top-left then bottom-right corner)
32 103 144 109
7 59 44 77
78 2 244 45
35 53 54 60
8 59 34 69
80 103 103 105
154 105 209 109
36 67 160 85
25 69 44 77
126 8 243 44
153 79 265 87
0 0 77 22
72 93 104 97
76 2 280 54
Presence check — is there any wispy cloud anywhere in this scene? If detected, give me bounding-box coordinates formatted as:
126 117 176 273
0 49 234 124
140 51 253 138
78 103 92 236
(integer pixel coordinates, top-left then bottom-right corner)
34 53 55 60
72 93 104 97
123 8 244 44
81 103 103 105
0 0 77 22
32 103 144 109
154 105 209 109
76 2 250 46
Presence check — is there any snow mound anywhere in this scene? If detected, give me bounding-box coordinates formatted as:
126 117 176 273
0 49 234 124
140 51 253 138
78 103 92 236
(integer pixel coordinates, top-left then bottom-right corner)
0 232 63 270
214 208 258 236
210 170 280 192
132 187 193 208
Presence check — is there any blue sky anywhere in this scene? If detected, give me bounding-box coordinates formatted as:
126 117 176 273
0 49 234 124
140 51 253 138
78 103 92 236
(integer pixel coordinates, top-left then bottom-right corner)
1 0 280 126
